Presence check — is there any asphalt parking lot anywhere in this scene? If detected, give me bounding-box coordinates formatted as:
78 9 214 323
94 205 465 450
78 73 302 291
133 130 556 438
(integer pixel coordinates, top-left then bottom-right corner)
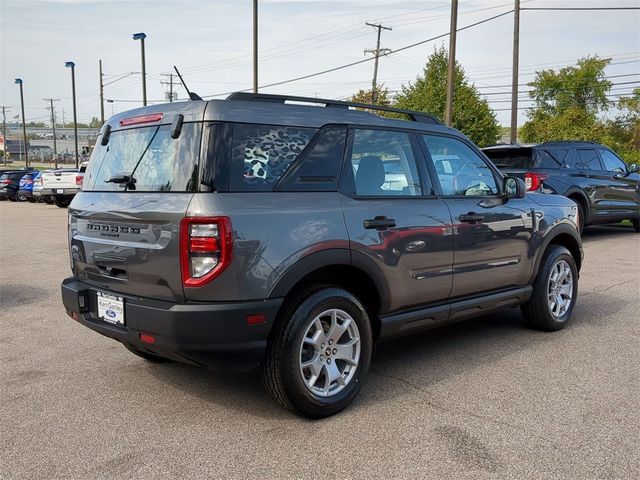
1 202 639 479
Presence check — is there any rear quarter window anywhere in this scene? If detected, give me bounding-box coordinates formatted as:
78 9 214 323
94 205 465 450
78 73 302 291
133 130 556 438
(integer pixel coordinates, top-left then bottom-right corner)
228 124 317 192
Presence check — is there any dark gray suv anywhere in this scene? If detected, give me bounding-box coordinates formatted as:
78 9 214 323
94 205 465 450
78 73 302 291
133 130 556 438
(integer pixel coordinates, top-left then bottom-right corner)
61 93 583 417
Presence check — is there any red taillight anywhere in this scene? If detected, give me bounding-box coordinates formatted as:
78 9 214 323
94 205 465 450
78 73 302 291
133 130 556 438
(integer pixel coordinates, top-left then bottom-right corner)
180 217 233 287
2 179 12 184
119 113 164 126
76 175 83 186
524 172 548 191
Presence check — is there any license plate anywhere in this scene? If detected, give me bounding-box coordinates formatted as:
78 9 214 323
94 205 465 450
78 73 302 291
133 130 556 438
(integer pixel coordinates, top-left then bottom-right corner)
97 292 125 326
57 189 64 194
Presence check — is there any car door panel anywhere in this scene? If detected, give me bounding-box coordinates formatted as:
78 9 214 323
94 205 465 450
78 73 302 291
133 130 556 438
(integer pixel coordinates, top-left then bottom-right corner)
420 133 534 299
339 128 454 313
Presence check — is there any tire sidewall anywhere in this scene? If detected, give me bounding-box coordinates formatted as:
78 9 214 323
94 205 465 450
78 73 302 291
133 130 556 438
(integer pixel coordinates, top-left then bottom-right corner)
280 289 373 416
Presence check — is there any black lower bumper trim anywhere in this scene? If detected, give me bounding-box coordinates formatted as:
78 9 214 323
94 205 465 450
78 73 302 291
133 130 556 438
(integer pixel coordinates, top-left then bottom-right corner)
61 277 283 371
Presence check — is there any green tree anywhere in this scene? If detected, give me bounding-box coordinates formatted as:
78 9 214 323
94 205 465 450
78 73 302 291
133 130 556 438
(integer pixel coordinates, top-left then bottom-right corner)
527 56 612 116
520 57 639 164
350 86 391 106
393 46 499 147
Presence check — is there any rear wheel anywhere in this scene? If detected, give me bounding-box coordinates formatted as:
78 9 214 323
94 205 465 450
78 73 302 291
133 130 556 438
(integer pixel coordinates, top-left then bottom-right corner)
16 192 27 202
522 245 578 331
632 219 639 233
54 197 71 208
262 287 373 418
27 197 36 203
123 343 171 363
44 196 54 205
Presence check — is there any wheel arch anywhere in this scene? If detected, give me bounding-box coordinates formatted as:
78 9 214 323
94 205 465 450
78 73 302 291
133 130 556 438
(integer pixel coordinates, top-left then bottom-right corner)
564 189 590 222
531 224 583 282
268 249 390 340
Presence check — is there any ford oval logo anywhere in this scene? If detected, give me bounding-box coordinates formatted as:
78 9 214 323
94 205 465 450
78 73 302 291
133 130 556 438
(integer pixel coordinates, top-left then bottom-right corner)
106 309 116 318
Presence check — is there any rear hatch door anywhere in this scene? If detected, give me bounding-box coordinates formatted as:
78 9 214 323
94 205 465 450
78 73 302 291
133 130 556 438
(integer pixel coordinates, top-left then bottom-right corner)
69 106 204 302
482 147 534 178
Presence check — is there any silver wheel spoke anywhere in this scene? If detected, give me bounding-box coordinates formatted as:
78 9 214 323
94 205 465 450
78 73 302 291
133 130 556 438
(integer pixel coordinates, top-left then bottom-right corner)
547 260 574 319
298 307 361 398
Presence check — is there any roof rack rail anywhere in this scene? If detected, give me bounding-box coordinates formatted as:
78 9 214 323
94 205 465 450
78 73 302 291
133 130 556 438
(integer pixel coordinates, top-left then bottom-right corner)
541 140 597 144
226 92 442 125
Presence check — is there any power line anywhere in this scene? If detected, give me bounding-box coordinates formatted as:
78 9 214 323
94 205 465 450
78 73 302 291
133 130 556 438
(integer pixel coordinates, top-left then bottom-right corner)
521 7 640 11
203 8 515 98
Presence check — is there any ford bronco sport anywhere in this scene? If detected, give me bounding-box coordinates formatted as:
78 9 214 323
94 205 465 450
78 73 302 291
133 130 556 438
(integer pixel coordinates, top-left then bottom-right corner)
61 93 583 418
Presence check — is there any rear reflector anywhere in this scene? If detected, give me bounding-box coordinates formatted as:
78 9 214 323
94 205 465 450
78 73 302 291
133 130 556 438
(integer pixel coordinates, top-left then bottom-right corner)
139 333 155 344
246 314 267 326
119 113 164 126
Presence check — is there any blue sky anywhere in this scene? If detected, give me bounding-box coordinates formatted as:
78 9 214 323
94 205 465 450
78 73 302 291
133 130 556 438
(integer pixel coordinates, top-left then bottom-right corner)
1 0 638 126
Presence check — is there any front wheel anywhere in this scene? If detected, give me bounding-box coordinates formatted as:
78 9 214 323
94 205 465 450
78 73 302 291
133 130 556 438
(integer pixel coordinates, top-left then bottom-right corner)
262 287 373 418
522 245 578 331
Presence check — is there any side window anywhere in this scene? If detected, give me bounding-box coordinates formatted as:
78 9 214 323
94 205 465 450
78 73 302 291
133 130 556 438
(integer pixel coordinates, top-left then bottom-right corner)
422 135 498 196
537 149 564 169
576 149 603 170
346 129 422 196
599 149 627 173
278 126 346 192
229 124 316 191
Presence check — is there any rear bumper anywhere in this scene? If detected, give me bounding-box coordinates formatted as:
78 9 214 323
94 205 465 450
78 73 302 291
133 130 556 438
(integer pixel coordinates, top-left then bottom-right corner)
61 277 283 371
41 188 78 196
18 189 34 198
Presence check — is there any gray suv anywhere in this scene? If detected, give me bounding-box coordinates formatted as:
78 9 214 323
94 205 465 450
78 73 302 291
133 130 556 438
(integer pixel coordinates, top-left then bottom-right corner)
61 93 583 418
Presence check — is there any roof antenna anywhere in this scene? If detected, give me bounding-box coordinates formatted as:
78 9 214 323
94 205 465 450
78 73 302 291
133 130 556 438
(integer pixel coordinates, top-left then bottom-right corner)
173 66 202 101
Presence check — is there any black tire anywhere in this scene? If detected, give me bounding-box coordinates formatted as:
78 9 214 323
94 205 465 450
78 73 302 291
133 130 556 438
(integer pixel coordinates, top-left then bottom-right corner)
27 197 36 203
44 196 54 205
16 193 27 202
521 245 578 331
123 343 171 363
632 219 639 233
0 196 6 201
261 287 373 418
54 197 71 208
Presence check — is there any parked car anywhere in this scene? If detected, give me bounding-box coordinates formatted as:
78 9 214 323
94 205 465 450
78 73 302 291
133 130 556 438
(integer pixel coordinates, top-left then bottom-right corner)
61 94 582 418
482 142 640 233
17 171 42 202
32 171 54 204
0 169 37 201
39 162 88 208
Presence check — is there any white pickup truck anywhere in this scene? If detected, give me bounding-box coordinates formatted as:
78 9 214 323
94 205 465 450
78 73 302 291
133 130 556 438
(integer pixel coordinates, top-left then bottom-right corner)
36 162 88 208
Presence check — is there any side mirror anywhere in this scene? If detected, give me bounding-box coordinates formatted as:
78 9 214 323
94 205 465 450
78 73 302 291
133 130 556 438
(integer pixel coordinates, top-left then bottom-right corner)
504 176 526 199
628 163 639 174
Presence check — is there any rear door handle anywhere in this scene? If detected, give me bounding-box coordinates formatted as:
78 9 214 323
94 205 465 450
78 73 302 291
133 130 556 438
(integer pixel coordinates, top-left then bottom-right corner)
364 216 396 230
459 213 484 223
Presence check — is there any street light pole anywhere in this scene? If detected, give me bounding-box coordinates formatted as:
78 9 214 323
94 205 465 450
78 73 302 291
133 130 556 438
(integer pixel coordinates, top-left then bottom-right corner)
510 0 521 144
65 62 79 168
133 33 147 106
14 78 29 168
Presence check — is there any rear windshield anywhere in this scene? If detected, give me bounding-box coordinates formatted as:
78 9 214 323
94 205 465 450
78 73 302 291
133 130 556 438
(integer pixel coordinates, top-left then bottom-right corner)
83 123 201 192
484 148 533 169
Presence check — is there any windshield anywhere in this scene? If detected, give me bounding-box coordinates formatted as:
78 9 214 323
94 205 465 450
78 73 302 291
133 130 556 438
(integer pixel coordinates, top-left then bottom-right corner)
83 123 201 192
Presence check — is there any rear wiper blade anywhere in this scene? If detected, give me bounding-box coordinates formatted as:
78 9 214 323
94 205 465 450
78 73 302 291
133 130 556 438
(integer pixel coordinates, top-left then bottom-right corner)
105 175 137 190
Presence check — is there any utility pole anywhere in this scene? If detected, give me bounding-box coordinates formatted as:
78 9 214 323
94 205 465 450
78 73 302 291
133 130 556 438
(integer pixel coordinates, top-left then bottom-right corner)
160 73 176 102
510 0 520 144
253 0 258 93
1 106 9 165
445 0 458 126
43 98 60 166
99 59 105 125
364 22 392 103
